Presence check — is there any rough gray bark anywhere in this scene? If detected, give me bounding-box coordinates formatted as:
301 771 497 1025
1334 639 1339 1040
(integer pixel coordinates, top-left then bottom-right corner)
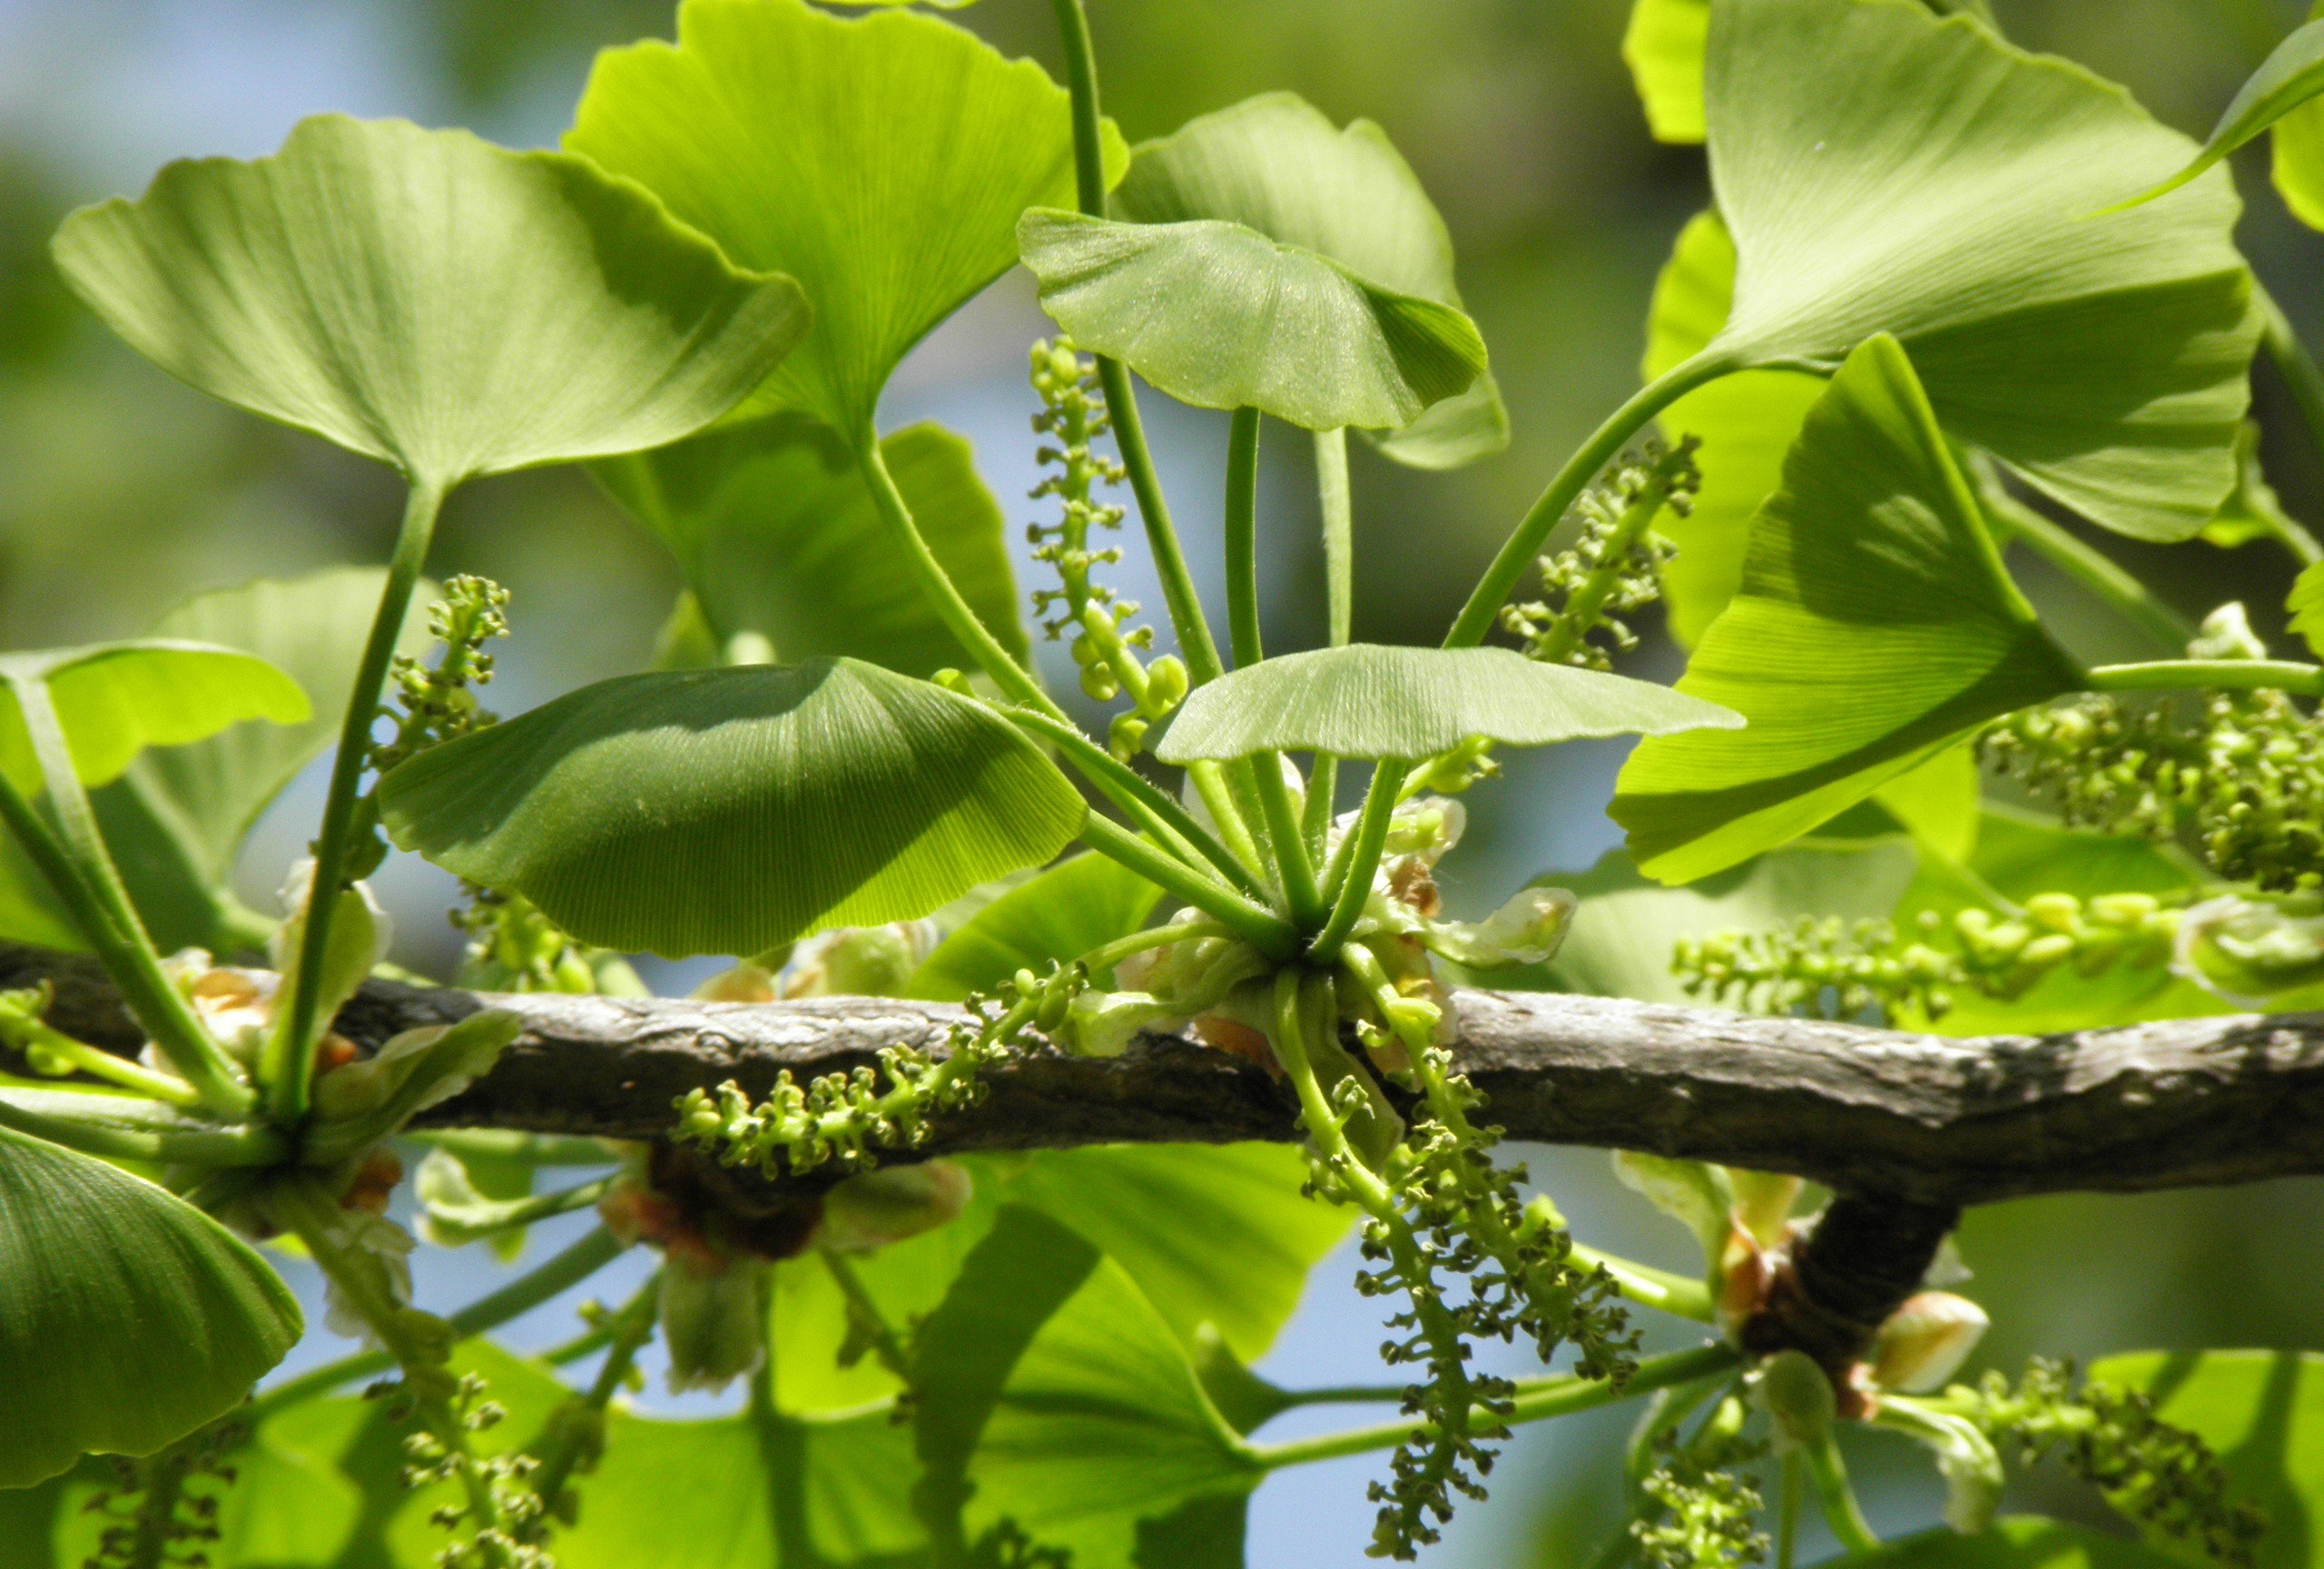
11 946 2316 1208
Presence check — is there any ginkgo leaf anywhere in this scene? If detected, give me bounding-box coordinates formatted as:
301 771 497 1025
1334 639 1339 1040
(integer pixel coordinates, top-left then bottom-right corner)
596 415 1028 678
1110 90 1509 468
52 115 806 490
376 659 1087 958
1642 209 1823 646
1019 209 1487 434
2274 8 2324 232
2290 558 2324 657
0 642 310 799
909 850 1160 1000
1692 0 2259 543
1613 335 2085 883
567 0 1121 439
0 1124 302 1485
1154 643 1738 764
2115 17 2324 209
1623 0 1711 143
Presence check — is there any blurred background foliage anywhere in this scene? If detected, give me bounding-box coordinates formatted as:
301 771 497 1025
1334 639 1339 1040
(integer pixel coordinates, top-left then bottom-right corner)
0 0 2319 1563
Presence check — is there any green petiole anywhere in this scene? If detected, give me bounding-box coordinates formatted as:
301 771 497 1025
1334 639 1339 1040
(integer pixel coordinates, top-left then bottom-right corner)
0 1082 286 1167
2084 658 2324 696
1568 1240 1717 1323
1311 759 1404 959
1079 814 1298 955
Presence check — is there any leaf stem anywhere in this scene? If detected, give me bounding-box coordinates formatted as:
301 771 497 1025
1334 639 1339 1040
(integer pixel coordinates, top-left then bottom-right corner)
0 689 250 1114
245 1223 628 1421
1078 814 1297 955
1567 1240 1716 1323
0 1084 285 1166
1310 759 1403 959
2255 283 2324 567
1974 461 2195 652
271 479 444 1125
858 432 1065 722
1248 1343 1740 1471
0 1011 201 1106
1444 353 1732 650
1226 408 1265 669
522 1268 662 1534
1799 1430 1881 1554
820 1248 913 1382
1075 919 1232 977
2084 658 2324 695
1777 1453 1804 1569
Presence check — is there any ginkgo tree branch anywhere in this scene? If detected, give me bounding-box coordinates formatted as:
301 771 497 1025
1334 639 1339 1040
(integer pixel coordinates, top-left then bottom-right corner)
6 945 2319 1208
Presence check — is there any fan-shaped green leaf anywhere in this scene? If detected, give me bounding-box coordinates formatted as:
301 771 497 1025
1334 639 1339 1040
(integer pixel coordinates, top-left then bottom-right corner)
1822 1518 2201 1569
913 1205 1259 1562
1154 643 1738 764
2120 19 2324 210
52 116 807 489
1019 209 1487 434
0 642 310 799
909 850 1160 1001
1695 0 2258 542
1110 91 1508 467
567 0 1119 439
2274 9 2324 232
2090 1350 2323 1569
376 659 1086 958
0 1124 302 1485
1612 335 2085 883
1643 210 1823 646
1623 0 1711 143
596 416 1027 678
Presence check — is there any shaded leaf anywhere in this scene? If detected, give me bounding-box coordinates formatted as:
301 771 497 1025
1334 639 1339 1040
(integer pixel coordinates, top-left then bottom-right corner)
1623 0 1710 143
909 850 1161 1001
1698 0 2258 542
1613 336 2085 883
1872 745 1982 863
2289 558 2324 658
1155 642 1738 764
2273 7 2324 232
596 415 1028 678
0 1124 301 1486
378 659 1086 958
1111 90 1508 466
2203 424 2300 549
0 642 309 798
2121 19 2324 209
2090 1349 2324 1569
1821 1517 2200 1569
1019 208 1486 433
53 115 805 489
568 0 1119 438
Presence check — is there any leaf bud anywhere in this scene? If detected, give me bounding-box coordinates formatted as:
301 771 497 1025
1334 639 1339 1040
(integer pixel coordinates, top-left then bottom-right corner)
1755 1349 1838 1452
1145 655 1189 712
1866 1291 1989 1393
818 1159 974 1252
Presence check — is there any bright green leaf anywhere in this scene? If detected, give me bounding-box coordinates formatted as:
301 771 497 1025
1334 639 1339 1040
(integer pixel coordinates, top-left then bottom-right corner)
1019 208 1487 433
0 1124 301 1486
377 659 1087 958
0 642 310 799
596 416 1028 679
1623 0 1710 143
52 115 806 490
567 0 1120 439
913 1205 1259 1561
2289 558 2324 658
2122 19 2324 210
1872 745 1982 863
2273 6 2324 232
1822 1516 2201 1569
1613 336 2085 883
910 850 1159 1001
1529 836 1921 1003
1111 91 1508 466
1641 209 1824 646
1697 0 2258 542
2090 1349 2324 1569
1155 642 1738 764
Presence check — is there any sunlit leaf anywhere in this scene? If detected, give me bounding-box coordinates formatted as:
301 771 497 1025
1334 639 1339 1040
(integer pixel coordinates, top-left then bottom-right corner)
1613 336 2085 883
1525 837 1921 1003
1872 745 1982 863
1155 642 1738 764
0 1124 301 1486
596 415 1028 679
1695 0 2258 542
1821 1517 2200 1569
1019 208 1486 434
912 1206 1259 1562
2090 1349 2324 1569
568 0 1120 438
909 850 1160 1000
52 115 806 490
1642 209 1823 646
1110 90 1508 466
378 659 1085 958
2289 558 2324 658
2273 9 2324 232
1623 0 1710 143
2116 18 2324 210
0 642 309 799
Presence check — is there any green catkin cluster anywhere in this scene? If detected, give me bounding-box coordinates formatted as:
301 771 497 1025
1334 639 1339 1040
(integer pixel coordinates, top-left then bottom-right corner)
399 1373 552 1569
673 963 1083 1178
1674 893 2179 1024
968 1520 1075 1569
450 884 599 994
1502 438 1698 670
1631 1436 1769 1569
370 576 511 778
1982 688 2324 892
1951 1360 2264 1569
84 1424 243 1569
1026 338 1187 759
